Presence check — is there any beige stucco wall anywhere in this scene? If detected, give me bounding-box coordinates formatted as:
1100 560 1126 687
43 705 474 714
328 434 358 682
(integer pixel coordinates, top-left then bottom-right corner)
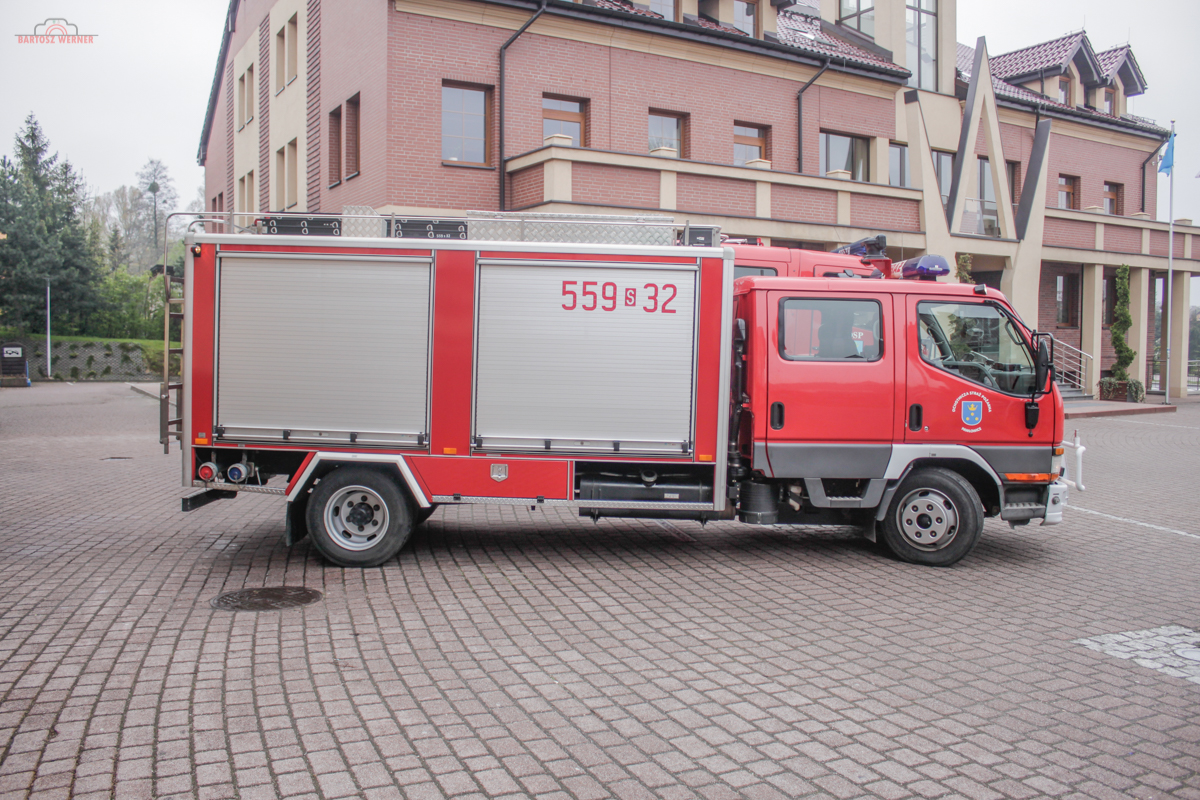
268 0 308 213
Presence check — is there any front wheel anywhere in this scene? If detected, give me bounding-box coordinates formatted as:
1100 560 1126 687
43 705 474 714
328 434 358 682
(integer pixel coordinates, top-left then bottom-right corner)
880 467 983 566
306 467 414 567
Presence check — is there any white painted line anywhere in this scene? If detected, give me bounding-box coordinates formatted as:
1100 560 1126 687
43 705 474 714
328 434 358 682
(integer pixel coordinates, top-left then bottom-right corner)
1069 505 1200 540
1095 417 1200 431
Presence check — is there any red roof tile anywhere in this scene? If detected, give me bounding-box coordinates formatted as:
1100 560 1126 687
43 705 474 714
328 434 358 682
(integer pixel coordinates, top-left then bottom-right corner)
774 10 907 74
990 32 1084 80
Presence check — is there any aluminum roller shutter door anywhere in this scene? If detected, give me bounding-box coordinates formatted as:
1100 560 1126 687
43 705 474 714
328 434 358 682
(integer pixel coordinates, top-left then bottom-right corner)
474 263 697 452
216 256 431 443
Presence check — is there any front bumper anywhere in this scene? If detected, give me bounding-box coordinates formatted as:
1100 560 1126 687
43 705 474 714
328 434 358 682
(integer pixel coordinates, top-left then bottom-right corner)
1040 481 1068 526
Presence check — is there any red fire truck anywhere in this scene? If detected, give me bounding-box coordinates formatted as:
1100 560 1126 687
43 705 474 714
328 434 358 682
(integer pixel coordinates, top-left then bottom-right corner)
162 212 1080 568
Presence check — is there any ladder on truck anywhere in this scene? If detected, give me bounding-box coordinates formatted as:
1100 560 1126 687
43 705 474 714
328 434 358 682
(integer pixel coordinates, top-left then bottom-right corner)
159 266 184 453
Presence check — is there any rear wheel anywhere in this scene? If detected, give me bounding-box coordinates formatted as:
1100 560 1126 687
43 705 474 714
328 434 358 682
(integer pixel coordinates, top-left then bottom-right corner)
306 467 414 567
880 467 982 566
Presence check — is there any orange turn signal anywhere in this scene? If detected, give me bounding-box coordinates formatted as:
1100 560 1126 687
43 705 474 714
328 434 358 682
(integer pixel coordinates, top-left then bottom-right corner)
1053 447 1064 456
1003 473 1055 483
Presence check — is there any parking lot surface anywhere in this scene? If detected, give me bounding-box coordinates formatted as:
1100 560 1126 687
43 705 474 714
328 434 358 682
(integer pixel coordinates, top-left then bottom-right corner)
1 382 1198 800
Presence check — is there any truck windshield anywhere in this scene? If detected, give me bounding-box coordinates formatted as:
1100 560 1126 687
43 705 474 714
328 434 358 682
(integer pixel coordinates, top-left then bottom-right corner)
917 301 1036 394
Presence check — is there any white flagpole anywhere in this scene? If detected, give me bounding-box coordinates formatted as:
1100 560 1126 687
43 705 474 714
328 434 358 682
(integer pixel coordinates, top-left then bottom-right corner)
1164 121 1175 405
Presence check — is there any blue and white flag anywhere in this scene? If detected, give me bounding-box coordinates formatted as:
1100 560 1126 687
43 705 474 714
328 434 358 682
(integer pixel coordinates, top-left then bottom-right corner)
1159 133 1174 176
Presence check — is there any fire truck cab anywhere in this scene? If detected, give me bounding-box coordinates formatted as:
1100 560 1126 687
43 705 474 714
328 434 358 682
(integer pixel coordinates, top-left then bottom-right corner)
166 212 1079 570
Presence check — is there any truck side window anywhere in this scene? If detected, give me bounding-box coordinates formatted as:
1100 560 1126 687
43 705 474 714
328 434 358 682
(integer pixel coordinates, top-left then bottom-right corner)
916 301 1036 394
734 266 777 279
779 298 881 361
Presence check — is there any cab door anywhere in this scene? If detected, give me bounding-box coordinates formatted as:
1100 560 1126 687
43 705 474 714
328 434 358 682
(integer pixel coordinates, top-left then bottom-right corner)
764 291 896 478
904 296 1053 448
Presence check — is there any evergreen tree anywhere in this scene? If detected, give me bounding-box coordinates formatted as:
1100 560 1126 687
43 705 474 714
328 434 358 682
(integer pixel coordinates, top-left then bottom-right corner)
0 115 101 334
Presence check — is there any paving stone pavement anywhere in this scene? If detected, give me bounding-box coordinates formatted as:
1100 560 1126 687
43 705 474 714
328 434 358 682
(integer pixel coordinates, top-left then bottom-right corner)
1 382 1198 800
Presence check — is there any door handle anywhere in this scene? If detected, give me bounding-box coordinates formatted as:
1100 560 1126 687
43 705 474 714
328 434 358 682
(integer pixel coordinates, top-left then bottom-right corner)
908 403 923 431
770 402 785 430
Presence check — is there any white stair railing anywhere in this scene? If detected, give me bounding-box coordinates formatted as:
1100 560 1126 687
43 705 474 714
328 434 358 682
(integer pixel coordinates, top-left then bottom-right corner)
1050 336 1092 393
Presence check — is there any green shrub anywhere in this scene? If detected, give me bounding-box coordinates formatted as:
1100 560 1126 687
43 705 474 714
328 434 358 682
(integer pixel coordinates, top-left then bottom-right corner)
1110 266 1136 381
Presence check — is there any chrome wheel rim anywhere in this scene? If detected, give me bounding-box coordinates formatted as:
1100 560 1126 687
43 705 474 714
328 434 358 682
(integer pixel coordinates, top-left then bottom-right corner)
323 485 389 552
896 488 958 550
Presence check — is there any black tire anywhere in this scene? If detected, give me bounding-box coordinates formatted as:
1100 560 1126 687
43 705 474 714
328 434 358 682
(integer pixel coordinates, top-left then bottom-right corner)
414 504 438 524
305 467 414 567
880 467 983 567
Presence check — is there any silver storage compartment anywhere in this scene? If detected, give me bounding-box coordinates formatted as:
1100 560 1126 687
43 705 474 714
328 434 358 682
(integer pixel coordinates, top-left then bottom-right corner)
215 255 432 445
473 260 698 454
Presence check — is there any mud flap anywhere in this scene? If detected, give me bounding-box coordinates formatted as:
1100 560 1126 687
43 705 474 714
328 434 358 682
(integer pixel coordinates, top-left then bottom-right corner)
284 492 310 546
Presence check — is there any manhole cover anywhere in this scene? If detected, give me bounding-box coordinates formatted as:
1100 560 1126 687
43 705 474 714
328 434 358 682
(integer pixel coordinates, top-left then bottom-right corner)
211 587 323 611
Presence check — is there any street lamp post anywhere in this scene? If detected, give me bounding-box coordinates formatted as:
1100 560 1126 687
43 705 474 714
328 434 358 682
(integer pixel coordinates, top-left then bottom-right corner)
45 278 51 380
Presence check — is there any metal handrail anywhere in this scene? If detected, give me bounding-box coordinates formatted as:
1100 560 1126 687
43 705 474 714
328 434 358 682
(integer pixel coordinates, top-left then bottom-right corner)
1148 359 1200 393
1049 335 1092 393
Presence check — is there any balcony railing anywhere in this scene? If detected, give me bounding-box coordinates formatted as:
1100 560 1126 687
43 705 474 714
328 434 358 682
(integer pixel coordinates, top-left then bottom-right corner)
960 198 1000 237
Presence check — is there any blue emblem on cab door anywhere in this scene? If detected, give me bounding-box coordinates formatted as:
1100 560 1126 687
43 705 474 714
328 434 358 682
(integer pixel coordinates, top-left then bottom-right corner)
961 401 983 426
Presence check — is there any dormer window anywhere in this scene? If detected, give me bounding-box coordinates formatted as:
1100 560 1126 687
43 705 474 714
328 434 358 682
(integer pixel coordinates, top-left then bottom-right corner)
1057 78 1070 105
733 1 757 37
840 0 875 37
1102 88 1115 115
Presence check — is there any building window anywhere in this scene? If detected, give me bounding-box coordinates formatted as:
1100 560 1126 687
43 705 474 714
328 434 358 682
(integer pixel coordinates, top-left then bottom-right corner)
1103 181 1123 215
543 96 586 147
905 0 937 92
245 65 254 124
237 170 254 215
734 124 767 166
820 132 868 181
286 14 298 84
1057 78 1070 105
1057 175 1078 210
647 0 678 21
932 150 953 209
1006 161 1021 207
345 94 360 177
328 106 342 185
275 147 285 211
649 112 684 156
442 85 489 165
889 142 908 187
275 27 285 92
1102 274 1117 325
1056 274 1079 326
733 1 757 36
977 157 999 237
839 0 875 37
287 139 298 208
1102 88 1115 115
237 73 246 129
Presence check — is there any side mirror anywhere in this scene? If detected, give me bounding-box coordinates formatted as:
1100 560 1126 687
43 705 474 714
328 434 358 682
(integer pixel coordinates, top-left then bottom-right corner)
1035 337 1052 393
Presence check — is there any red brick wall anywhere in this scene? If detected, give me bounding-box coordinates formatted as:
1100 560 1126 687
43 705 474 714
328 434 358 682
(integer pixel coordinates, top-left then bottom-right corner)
676 174 755 217
1104 224 1141 254
850 195 920 231
572 163 658 209
771 185 837 224
1149 230 1186 257
1038 263 1083 352
321 0 388 210
508 164 544 210
1043 217 1094 249
1045 131 1158 218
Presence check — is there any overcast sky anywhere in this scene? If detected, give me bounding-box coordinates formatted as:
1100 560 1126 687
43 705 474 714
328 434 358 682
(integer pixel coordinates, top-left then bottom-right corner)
0 0 1196 240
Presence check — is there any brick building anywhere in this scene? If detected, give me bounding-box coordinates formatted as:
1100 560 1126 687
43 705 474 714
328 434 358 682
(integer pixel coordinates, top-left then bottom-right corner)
198 0 1197 397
